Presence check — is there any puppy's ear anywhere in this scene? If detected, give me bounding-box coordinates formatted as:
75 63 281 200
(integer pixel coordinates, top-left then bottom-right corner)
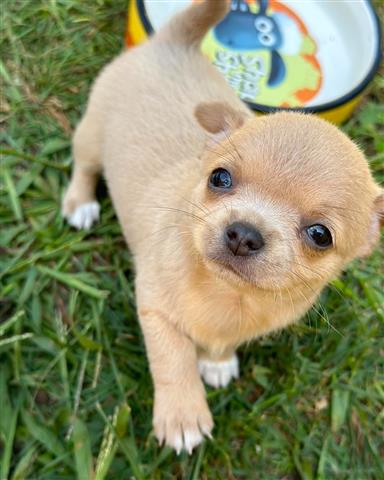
358 191 384 257
195 102 246 142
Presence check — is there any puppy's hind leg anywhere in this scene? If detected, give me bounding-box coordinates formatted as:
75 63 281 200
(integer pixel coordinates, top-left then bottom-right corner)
62 112 102 230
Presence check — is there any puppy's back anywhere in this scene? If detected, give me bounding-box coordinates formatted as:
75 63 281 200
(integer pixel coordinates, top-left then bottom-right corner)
83 1 245 248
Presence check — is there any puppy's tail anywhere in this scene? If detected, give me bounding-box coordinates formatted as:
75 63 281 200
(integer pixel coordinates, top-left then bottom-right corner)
157 0 230 47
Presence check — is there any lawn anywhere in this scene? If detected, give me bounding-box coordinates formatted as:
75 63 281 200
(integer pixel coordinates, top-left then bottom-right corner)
0 1 383 479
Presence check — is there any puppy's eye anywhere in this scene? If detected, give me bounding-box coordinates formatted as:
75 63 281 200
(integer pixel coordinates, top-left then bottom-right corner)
209 168 232 189
305 224 333 249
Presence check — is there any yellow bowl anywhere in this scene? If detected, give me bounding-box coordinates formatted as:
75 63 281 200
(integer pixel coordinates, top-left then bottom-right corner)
127 0 381 124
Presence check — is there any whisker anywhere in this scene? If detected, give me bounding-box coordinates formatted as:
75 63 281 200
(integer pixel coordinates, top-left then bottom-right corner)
287 271 343 337
286 287 295 320
289 258 327 280
151 206 209 225
178 195 210 216
223 128 243 164
134 224 180 250
148 228 192 252
205 142 236 165
256 256 343 336
208 129 238 163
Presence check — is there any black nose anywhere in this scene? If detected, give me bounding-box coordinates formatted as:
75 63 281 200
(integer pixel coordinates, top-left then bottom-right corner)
225 222 265 256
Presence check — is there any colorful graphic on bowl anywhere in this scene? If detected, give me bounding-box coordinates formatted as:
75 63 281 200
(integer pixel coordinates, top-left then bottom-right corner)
203 0 322 107
214 0 286 87
130 0 323 108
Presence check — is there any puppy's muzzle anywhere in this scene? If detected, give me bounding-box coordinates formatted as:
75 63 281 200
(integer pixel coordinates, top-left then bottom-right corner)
225 222 265 256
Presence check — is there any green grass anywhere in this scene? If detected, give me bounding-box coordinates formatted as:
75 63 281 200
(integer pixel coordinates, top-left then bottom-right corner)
0 1 383 479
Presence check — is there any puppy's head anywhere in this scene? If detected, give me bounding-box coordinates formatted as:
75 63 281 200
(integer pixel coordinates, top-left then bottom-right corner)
190 102 383 291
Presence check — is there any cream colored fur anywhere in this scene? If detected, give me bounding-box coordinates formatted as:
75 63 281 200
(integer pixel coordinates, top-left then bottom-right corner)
62 0 383 453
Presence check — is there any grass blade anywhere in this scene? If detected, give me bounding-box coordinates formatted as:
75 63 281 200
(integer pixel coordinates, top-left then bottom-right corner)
73 417 94 480
94 423 118 480
37 265 109 299
22 412 70 466
0 399 19 480
0 332 33 347
331 388 350 432
94 403 131 480
2 167 23 221
11 446 37 480
0 310 25 336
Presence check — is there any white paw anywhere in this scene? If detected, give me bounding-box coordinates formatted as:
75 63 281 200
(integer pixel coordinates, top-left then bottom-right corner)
198 354 239 388
172 429 205 455
153 386 213 454
65 201 100 230
156 416 212 455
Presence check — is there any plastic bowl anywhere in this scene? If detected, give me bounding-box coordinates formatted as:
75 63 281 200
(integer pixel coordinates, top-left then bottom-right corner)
127 0 381 124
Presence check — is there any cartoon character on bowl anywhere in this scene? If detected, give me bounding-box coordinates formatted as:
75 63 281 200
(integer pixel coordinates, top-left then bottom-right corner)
214 0 302 87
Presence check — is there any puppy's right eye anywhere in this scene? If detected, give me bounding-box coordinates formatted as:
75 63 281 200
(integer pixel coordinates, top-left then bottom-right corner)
209 168 232 189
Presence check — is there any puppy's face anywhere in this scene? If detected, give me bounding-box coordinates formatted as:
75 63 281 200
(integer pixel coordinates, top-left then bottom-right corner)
190 104 383 291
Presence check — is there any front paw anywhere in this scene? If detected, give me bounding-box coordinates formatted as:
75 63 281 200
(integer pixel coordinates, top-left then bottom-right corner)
153 385 213 454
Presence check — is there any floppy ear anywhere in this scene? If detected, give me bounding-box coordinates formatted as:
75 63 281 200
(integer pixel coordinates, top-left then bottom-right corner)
194 101 246 143
358 192 384 257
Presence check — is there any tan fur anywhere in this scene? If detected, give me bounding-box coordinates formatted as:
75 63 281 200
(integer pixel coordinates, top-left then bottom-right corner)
62 0 383 453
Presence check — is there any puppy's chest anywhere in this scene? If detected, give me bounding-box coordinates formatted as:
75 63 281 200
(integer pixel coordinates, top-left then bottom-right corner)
180 287 294 351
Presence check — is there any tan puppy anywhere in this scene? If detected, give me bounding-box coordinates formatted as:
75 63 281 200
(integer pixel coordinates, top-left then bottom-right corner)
62 0 383 453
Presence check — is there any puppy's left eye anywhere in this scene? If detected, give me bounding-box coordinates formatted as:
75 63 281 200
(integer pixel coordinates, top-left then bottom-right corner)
209 168 232 189
305 224 333 249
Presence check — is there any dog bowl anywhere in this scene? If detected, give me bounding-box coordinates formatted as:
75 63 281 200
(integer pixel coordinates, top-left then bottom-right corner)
126 0 381 124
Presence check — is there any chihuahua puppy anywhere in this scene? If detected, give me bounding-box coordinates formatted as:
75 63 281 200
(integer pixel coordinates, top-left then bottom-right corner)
63 0 383 453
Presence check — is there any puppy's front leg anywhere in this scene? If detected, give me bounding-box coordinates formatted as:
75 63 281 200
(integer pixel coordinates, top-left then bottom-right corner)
138 306 213 454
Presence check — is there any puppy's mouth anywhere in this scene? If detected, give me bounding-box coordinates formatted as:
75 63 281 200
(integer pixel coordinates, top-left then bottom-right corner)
207 254 260 285
205 244 292 290
217 260 246 280
208 256 293 293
